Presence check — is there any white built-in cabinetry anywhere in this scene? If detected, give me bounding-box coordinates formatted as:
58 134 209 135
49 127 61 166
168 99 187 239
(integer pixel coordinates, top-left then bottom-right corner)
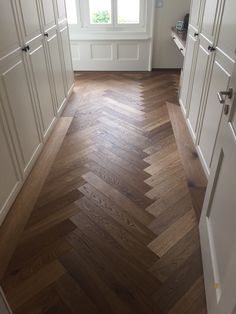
180 0 236 177
0 0 74 224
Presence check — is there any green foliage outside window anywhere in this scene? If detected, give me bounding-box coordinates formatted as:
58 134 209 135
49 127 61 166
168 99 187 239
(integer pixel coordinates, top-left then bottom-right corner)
92 10 111 24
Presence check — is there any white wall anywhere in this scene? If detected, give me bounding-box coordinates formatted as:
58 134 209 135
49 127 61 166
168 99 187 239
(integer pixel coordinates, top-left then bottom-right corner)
152 0 191 69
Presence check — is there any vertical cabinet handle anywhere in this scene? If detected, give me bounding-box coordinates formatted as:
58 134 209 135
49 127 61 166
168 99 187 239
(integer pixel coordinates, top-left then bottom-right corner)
217 88 234 115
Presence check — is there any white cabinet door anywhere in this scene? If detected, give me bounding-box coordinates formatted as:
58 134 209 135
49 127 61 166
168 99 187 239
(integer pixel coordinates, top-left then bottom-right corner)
200 66 236 314
27 38 56 139
55 0 67 24
40 0 56 31
198 54 233 173
201 0 220 43
0 51 42 177
179 27 199 114
0 106 22 225
0 1 20 58
17 0 56 139
189 0 203 30
59 24 74 94
197 0 236 174
186 0 220 144
16 0 41 43
46 30 67 114
187 37 211 140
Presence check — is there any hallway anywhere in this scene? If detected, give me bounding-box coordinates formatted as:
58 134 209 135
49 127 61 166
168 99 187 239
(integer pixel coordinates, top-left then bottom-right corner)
1 71 207 313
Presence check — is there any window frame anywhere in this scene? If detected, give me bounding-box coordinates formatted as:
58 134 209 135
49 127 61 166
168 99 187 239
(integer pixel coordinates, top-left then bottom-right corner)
67 0 153 41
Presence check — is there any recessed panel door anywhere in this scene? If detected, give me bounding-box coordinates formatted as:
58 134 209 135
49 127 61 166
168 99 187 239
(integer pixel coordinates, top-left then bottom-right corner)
0 51 42 176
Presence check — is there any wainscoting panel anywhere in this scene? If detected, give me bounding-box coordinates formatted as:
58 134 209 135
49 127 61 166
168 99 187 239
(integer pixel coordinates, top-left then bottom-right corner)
71 40 152 71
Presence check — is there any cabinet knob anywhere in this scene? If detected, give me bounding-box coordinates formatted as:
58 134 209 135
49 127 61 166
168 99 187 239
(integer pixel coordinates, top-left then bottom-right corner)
22 45 30 52
208 45 216 52
44 33 49 37
194 32 199 37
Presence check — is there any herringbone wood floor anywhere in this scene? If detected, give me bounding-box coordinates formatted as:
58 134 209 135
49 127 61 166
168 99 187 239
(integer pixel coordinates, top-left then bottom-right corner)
1 71 207 313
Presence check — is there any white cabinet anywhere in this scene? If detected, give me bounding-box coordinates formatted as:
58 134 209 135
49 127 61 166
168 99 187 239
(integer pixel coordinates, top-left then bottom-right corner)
16 0 56 140
189 0 203 30
197 0 236 174
59 24 74 94
180 0 236 177
179 0 204 113
0 1 20 58
16 0 41 44
27 37 56 139
187 36 212 140
201 0 219 42
40 0 57 31
0 106 22 225
0 48 42 177
186 0 220 141
46 30 67 114
0 0 73 224
179 27 199 113
55 0 67 24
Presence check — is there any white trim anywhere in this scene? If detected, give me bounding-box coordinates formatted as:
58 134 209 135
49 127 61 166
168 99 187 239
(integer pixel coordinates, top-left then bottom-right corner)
68 0 150 41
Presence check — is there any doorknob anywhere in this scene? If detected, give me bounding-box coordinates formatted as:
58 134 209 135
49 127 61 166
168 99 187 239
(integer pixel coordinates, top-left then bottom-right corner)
217 88 234 115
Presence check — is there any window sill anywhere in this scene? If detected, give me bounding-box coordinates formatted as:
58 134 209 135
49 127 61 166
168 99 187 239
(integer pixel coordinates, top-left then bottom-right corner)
68 28 151 41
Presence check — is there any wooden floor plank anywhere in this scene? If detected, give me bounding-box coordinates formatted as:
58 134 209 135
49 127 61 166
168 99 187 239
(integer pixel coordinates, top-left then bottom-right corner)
0 71 207 313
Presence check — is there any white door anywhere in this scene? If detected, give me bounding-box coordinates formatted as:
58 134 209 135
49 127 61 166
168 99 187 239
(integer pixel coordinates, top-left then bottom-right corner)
200 65 236 314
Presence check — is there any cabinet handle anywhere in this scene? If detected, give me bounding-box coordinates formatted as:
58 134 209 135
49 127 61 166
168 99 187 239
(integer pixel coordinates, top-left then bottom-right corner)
194 32 199 37
208 45 216 52
22 45 30 52
217 89 233 104
217 88 233 115
44 33 49 37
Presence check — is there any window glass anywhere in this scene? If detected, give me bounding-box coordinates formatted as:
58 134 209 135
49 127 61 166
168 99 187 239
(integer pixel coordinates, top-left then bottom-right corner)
117 0 140 24
89 0 112 24
65 0 78 24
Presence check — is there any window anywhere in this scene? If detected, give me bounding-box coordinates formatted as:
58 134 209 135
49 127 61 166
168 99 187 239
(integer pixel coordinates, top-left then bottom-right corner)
66 0 144 28
89 0 112 24
66 0 152 40
65 0 78 24
117 0 140 24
